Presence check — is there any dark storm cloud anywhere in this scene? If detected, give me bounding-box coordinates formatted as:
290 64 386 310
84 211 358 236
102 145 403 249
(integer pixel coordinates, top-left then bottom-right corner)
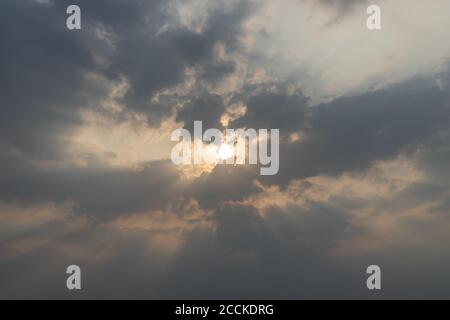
169 1 252 128
186 165 260 209
182 75 450 206
261 77 450 186
0 156 182 219
158 201 352 299
4 162 450 299
0 0 257 215
0 0 254 159
0 0 103 159
160 161 450 299
183 74 450 191
176 94 226 132
230 87 309 138
214 204 271 252
73 0 250 126
0 223 173 299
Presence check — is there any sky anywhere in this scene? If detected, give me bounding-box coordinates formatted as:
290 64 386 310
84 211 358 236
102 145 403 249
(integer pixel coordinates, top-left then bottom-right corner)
1 0 450 299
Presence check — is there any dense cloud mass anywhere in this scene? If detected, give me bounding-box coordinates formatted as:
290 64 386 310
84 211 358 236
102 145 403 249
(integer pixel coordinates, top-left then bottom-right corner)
1 0 450 298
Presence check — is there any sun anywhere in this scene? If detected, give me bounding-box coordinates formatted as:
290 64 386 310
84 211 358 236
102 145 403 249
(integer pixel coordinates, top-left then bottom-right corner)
217 143 234 160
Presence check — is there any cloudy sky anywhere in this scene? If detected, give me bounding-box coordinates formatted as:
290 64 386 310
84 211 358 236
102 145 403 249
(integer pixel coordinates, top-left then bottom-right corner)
1 0 450 299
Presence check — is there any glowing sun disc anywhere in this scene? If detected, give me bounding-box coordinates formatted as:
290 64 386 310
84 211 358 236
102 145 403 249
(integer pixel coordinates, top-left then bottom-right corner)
217 143 234 160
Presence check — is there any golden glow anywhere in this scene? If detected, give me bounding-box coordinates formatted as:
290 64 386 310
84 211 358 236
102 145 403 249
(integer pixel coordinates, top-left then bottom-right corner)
217 143 234 160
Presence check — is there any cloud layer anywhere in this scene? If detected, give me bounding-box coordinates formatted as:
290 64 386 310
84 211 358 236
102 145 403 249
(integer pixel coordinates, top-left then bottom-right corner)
1 0 450 298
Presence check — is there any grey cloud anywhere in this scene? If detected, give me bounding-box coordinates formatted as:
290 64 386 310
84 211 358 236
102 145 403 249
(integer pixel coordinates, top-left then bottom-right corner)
298 0 370 15
184 75 450 205
0 0 259 218
316 0 368 11
93 0 252 125
269 77 450 186
2 0 450 300
230 88 309 138
0 0 104 159
3 167 450 299
0 156 182 219
186 165 260 209
176 94 227 132
0 0 255 160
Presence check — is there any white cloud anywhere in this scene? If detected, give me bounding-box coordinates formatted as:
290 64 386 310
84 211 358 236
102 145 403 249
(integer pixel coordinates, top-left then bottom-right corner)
242 0 450 102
